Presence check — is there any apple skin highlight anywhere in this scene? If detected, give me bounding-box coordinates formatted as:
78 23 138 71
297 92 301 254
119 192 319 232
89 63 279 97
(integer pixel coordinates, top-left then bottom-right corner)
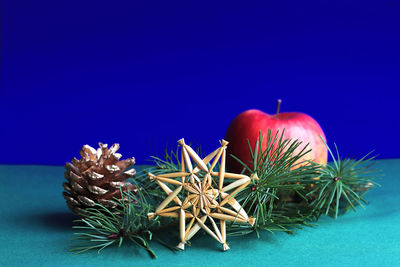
225 109 328 173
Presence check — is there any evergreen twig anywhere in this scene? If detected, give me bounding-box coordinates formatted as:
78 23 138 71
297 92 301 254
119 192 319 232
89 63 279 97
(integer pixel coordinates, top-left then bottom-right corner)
70 185 160 258
307 138 380 218
229 130 321 235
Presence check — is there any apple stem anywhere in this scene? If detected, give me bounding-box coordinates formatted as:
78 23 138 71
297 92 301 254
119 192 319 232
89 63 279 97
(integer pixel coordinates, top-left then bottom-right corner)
276 99 282 119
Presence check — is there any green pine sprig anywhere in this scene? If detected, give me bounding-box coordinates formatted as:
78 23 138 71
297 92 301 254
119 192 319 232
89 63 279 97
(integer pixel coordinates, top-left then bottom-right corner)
229 130 321 235
70 186 160 258
307 138 380 218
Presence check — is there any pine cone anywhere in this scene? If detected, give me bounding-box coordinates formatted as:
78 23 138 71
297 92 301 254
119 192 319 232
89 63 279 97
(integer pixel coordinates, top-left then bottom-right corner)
62 143 137 215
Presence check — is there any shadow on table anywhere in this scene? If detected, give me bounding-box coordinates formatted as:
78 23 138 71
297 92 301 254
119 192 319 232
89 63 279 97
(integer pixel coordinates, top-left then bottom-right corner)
184 229 281 253
11 211 78 232
36 211 78 230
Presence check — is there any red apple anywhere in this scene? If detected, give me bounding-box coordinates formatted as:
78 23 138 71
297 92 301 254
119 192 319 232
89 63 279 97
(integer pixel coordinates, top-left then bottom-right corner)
224 101 328 173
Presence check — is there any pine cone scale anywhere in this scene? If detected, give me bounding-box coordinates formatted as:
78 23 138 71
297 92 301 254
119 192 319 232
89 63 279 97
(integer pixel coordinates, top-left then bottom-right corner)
63 192 80 206
115 158 135 171
71 181 85 193
65 162 81 176
85 171 104 180
67 170 83 182
62 182 71 192
78 195 96 206
98 199 118 208
88 185 108 195
105 165 120 173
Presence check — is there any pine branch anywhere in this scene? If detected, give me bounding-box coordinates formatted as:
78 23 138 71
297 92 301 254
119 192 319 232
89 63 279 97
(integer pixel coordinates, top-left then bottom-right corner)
70 185 160 258
229 130 321 234
307 138 380 218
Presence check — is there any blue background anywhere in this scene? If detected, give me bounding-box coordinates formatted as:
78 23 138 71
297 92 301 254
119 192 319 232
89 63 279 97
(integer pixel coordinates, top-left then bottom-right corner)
1 0 399 165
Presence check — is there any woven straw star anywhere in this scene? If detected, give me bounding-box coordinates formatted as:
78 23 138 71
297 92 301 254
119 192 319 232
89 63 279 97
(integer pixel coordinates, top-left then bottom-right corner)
147 138 255 251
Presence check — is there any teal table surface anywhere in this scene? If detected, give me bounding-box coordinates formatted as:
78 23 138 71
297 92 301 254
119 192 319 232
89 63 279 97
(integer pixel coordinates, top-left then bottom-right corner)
1 159 399 267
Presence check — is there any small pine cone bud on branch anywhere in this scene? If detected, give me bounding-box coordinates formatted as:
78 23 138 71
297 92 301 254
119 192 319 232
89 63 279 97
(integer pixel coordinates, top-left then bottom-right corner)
62 143 137 215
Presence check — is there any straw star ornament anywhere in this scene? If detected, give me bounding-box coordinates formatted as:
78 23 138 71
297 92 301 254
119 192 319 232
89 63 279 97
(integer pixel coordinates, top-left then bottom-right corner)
147 138 256 251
